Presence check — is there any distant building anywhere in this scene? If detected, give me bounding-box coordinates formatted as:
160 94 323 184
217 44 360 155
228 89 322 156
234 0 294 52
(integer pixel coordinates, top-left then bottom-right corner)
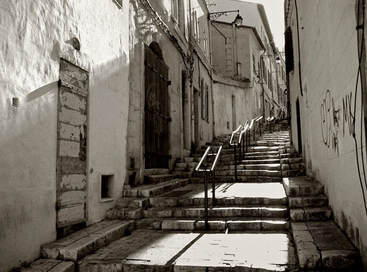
209 0 287 136
285 0 367 266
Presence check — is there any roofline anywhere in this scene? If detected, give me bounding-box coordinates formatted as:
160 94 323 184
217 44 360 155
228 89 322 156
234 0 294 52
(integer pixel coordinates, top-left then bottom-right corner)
257 4 277 53
211 20 266 50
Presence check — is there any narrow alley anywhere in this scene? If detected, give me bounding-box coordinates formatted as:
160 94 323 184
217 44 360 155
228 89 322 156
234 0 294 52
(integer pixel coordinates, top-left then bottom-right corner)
0 0 367 271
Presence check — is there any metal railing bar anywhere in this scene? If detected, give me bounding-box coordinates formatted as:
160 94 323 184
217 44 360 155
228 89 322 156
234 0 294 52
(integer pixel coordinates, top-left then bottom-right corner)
211 146 223 171
195 146 211 171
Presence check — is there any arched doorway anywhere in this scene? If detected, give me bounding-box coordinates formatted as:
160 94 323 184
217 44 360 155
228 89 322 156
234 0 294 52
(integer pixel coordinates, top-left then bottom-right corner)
144 42 171 168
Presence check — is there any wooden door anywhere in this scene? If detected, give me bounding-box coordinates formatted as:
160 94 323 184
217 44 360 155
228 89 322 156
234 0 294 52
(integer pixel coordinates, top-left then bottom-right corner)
144 44 171 168
56 59 88 229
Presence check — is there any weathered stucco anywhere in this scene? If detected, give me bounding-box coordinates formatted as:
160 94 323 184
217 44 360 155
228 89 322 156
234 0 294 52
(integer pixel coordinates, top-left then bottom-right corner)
0 1 130 270
213 74 262 136
286 0 367 265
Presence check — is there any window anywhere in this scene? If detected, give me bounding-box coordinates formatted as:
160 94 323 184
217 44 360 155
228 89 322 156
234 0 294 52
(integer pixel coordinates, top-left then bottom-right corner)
285 27 294 73
237 62 241 77
101 175 114 199
192 11 199 40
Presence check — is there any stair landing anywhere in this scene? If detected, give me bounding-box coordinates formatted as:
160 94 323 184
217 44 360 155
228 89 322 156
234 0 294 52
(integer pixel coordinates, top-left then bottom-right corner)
79 229 298 272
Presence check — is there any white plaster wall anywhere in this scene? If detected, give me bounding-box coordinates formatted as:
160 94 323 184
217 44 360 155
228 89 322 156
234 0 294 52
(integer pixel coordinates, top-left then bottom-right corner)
0 1 129 270
287 0 367 265
213 76 261 137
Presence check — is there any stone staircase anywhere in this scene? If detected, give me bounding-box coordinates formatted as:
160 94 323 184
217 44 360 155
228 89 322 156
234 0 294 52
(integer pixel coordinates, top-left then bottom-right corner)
20 127 363 271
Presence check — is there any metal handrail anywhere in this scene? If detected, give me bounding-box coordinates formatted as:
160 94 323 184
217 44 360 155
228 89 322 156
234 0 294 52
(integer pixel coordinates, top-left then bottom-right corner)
195 145 223 230
211 146 223 171
195 146 211 172
229 125 243 146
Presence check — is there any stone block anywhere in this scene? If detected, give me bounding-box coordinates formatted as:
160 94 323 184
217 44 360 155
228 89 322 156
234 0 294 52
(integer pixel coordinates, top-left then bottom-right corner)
321 250 359 269
296 241 321 269
21 259 74 272
262 220 289 231
290 209 305 221
195 220 226 231
227 220 261 231
291 222 307 231
162 220 195 231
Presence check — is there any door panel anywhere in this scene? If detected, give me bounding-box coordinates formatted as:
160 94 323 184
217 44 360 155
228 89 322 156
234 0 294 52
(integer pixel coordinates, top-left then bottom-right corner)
144 45 170 168
56 59 88 228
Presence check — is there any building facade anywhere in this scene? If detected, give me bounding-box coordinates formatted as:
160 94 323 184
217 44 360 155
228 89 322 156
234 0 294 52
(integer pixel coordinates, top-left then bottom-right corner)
127 0 214 186
285 0 367 266
0 1 130 271
209 0 287 136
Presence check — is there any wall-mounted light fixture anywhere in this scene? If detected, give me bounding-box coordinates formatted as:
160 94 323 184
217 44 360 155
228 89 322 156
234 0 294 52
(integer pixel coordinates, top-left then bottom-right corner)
209 9 243 24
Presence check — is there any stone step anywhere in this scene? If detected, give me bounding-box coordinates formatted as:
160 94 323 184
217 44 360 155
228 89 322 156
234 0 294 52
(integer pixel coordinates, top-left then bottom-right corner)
123 178 189 198
283 176 324 197
282 169 306 177
144 173 179 184
242 163 281 170
215 169 282 177
41 220 133 261
149 195 287 208
281 157 303 164
144 206 288 219
194 175 282 183
242 158 280 164
144 168 170 176
289 196 329 208
176 162 187 168
106 207 143 220
281 162 305 170
291 221 361 270
115 197 149 209
157 218 289 231
184 157 194 163
290 207 332 221
20 259 74 272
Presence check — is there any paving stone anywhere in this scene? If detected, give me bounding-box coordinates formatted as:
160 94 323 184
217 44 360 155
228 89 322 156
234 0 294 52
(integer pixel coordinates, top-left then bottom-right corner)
321 250 360 269
295 241 321 269
21 259 74 272
309 227 356 251
79 230 200 272
290 209 305 221
291 222 308 231
150 197 178 207
41 220 133 261
174 233 297 271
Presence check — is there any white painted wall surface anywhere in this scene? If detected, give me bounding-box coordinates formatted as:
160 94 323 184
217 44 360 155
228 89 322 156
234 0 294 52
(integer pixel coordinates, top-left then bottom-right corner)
0 1 130 270
287 0 367 265
213 75 262 137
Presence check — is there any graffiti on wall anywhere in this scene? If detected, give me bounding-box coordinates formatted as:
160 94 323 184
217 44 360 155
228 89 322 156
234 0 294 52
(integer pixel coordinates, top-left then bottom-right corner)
320 90 355 154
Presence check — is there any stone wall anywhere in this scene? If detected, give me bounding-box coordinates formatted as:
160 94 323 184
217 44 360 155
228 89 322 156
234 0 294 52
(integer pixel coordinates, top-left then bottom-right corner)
286 0 367 266
0 1 130 270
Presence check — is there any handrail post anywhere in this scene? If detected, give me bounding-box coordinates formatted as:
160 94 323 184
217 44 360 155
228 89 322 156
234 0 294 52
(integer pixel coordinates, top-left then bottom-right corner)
212 171 216 207
234 144 238 182
204 171 209 230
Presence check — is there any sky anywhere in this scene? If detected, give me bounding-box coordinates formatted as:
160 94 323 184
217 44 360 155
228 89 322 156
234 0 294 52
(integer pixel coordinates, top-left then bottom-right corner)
240 0 285 50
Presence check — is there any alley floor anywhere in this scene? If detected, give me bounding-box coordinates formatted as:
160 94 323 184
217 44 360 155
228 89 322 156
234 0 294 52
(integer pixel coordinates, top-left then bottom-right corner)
22 130 362 272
